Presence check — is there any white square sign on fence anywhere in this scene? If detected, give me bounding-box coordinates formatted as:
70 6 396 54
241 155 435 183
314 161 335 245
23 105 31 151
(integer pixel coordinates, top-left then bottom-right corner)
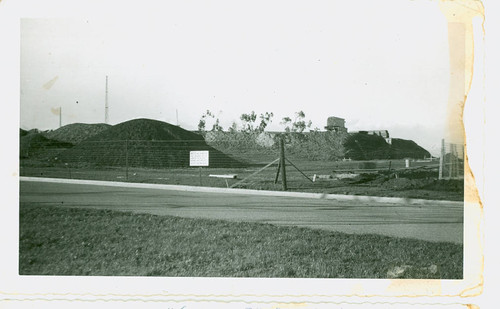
189 150 209 167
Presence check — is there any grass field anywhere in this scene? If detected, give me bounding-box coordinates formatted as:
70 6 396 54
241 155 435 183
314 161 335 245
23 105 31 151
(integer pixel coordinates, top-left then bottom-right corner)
19 205 463 278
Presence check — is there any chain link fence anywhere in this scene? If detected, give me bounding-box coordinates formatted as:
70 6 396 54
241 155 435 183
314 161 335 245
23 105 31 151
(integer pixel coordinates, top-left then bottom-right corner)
438 140 465 180
19 132 449 192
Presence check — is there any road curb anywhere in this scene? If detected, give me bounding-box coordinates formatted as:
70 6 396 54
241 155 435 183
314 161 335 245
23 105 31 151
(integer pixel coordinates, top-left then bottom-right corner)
19 176 463 206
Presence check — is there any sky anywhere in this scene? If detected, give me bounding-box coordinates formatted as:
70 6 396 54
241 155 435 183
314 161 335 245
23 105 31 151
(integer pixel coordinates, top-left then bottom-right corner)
20 0 451 155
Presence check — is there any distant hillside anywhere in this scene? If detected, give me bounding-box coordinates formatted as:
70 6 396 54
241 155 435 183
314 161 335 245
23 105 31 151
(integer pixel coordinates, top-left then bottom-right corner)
55 118 244 168
344 133 430 160
44 123 111 144
20 132 73 159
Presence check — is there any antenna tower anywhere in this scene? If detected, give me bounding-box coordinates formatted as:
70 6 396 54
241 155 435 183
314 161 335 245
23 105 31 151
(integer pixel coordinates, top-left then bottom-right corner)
105 75 109 124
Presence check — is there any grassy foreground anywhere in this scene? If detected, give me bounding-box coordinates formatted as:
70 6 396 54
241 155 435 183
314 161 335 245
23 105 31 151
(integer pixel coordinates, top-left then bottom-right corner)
19 206 463 278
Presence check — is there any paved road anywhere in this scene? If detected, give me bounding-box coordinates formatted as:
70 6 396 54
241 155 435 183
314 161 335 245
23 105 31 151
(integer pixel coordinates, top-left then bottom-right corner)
19 180 463 244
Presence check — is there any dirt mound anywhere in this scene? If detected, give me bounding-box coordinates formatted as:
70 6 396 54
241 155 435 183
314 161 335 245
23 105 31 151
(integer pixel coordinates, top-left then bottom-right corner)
55 118 244 168
380 177 435 190
20 132 73 159
44 123 111 144
421 179 464 192
390 138 431 159
88 118 204 142
344 133 430 160
344 133 389 160
381 178 415 190
20 129 29 137
395 168 439 179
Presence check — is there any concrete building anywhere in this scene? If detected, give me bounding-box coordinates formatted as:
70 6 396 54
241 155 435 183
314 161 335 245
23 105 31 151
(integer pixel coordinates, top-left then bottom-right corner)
324 116 347 133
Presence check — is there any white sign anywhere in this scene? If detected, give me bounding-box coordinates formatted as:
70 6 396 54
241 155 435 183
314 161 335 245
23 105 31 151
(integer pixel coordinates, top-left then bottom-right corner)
189 151 209 167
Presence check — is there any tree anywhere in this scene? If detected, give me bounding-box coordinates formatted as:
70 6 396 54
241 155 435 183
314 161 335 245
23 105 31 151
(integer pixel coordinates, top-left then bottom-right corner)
239 111 258 133
292 111 312 133
258 112 274 132
280 116 293 133
198 110 223 132
280 111 312 133
239 111 274 133
228 121 238 133
212 118 223 131
197 118 206 132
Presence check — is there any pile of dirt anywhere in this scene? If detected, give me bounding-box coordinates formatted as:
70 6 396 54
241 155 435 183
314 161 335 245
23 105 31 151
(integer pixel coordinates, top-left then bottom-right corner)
360 175 459 192
344 133 430 160
20 132 73 159
55 118 245 168
20 129 29 137
380 177 427 190
348 173 434 190
43 123 111 144
381 177 464 192
390 138 431 159
421 179 464 192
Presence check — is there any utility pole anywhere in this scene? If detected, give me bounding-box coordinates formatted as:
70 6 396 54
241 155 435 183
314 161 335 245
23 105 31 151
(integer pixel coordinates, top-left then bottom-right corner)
59 107 62 128
105 75 109 124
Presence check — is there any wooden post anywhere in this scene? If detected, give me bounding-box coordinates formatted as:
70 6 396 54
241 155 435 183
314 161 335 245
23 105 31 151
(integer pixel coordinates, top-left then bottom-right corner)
280 137 287 191
274 160 281 184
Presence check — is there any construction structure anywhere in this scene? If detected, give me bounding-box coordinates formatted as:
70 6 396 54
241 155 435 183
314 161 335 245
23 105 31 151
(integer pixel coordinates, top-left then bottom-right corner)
324 116 347 133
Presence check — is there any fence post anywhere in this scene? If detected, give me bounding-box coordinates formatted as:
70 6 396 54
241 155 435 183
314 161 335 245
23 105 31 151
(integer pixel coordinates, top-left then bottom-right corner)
439 139 444 180
280 137 287 191
452 143 459 179
450 143 454 179
274 160 281 184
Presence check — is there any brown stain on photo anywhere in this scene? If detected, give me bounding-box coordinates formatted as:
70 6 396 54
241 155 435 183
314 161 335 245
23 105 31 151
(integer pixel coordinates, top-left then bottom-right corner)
439 0 484 206
385 0 485 298
50 107 61 116
43 76 59 90
441 0 485 297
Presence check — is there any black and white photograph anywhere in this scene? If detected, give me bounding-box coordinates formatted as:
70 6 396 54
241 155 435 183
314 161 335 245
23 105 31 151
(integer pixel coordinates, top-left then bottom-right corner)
2 0 495 307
